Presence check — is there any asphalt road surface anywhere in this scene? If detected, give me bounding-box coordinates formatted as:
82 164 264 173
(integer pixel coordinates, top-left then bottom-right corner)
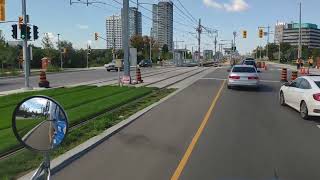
0 67 158 92
53 65 320 180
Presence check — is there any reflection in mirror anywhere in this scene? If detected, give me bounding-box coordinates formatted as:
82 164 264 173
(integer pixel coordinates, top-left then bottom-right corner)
14 97 67 152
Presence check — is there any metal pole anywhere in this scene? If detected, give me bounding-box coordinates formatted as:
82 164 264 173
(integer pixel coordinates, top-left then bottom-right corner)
197 19 201 65
58 34 63 69
298 2 302 59
149 38 152 61
267 26 270 60
86 44 89 69
214 35 217 60
278 41 281 61
112 15 116 62
22 0 30 89
123 0 130 79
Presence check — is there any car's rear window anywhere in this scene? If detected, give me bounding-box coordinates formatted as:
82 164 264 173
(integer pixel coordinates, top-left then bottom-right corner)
232 67 256 73
314 81 320 88
244 61 255 66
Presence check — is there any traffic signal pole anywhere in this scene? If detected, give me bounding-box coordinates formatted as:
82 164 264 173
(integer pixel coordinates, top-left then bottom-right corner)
123 0 130 80
22 0 30 89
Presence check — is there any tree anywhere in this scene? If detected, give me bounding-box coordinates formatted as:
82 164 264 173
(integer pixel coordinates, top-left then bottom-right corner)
41 33 54 49
312 48 320 58
130 35 144 52
161 44 169 60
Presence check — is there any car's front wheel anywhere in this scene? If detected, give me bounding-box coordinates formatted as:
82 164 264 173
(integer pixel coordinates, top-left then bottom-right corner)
300 101 309 120
280 92 286 106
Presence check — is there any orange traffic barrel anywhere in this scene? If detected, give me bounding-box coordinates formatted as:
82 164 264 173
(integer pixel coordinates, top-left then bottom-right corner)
262 62 266 69
38 71 50 88
291 71 298 80
281 68 288 82
136 68 143 83
300 67 306 75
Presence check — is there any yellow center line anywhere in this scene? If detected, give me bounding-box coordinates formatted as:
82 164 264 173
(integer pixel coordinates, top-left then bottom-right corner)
170 80 226 180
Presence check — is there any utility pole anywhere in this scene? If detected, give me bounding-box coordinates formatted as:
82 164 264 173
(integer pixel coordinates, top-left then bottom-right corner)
298 2 302 59
22 0 30 89
267 25 270 60
149 35 152 61
197 18 202 65
278 41 281 61
58 34 63 69
112 15 116 62
214 35 217 60
123 0 130 81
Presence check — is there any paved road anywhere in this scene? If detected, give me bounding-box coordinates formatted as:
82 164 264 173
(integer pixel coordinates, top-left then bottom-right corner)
53 65 320 180
0 67 163 92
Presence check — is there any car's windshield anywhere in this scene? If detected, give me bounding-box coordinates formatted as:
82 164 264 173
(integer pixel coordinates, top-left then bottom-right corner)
232 67 256 73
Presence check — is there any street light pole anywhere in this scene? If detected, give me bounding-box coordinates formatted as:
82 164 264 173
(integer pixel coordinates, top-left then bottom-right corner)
22 0 30 89
122 0 130 81
58 33 63 69
298 2 302 59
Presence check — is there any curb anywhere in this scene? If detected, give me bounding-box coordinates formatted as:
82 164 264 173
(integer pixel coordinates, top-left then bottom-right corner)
19 67 217 180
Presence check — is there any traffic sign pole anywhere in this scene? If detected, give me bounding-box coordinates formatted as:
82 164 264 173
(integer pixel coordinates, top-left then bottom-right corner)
22 0 30 89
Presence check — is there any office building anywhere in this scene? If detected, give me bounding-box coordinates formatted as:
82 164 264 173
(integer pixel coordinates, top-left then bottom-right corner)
129 7 142 38
152 0 173 51
106 15 122 49
275 22 320 49
274 22 286 43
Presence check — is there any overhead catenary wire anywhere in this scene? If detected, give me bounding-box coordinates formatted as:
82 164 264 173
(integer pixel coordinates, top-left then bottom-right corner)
174 0 198 24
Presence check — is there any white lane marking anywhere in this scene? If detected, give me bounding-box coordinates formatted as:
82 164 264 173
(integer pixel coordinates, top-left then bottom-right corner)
200 77 226 81
317 125 320 129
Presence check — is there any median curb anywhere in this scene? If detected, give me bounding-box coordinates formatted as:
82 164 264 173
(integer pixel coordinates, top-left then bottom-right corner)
19 66 218 180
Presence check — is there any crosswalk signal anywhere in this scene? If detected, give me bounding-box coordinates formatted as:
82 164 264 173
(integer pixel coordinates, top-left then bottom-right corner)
95 32 98 41
11 24 17 39
0 0 5 21
259 29 264 38
33 25 39 40
243 30 247 39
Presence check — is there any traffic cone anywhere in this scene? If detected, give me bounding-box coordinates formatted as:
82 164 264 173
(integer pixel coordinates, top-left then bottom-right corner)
38 71 50 88
281 68 288 82
136 68 143 83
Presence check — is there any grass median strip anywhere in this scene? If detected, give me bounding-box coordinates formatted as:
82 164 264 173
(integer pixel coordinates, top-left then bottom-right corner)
0 88 175 179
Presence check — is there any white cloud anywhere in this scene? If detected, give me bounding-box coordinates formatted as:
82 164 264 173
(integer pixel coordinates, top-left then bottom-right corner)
203 0 249 12
76 24 89 30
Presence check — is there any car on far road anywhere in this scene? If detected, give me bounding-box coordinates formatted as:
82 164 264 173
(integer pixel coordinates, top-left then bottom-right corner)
241 59 257 69
279 76 320 119
104 60 123 71
227 65 260 89
139 59 153 67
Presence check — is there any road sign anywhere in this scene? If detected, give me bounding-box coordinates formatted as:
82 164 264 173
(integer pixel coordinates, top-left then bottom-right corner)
115 59 122 68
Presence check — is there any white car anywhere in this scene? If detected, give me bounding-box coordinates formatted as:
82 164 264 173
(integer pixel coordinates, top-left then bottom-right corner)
279 76 320 119
227 65 260 89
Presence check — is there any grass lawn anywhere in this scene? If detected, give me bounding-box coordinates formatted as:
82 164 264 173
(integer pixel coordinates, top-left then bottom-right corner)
0 85 153 156
0 88 175 179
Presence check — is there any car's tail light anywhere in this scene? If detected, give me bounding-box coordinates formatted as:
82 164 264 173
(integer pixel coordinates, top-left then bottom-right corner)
229 76 240 79
313 93 320 101
248 76 259 80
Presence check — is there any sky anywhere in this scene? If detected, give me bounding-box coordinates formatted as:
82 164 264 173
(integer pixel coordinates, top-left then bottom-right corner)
0 0 320 54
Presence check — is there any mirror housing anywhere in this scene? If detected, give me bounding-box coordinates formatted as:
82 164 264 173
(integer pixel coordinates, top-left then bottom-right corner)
12 96 68 152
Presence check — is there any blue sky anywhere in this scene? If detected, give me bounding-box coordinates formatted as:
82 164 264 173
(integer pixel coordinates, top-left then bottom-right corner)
0 0 319 54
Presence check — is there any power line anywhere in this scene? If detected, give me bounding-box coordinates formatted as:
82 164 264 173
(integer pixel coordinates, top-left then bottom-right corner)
174 0 197 23
172 1 197 25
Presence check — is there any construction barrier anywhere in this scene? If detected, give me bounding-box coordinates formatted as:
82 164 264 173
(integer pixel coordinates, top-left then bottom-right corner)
136 68 143 83
257 62 261 68
291 71 298 80
281 68 288 82
299 67 309 75
38 71 50 88
262 62 266 69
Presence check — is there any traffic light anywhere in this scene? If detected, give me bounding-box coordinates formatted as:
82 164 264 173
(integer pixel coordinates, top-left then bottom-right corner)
243 30 247 38
18 16 23 29
11 24 17 39
26 25 31 40
33 25 39 40
259 29 264 38
0 0 5 21
94 32 98 40
20 24 27 39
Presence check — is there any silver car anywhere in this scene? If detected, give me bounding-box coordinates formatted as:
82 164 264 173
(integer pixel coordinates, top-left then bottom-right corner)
227 65 260 89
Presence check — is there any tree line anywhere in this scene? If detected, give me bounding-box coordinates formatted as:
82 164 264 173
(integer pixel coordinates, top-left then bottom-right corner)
253 43 320 62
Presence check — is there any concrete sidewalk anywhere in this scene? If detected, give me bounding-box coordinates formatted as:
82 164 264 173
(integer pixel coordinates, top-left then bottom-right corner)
267 61 320 75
